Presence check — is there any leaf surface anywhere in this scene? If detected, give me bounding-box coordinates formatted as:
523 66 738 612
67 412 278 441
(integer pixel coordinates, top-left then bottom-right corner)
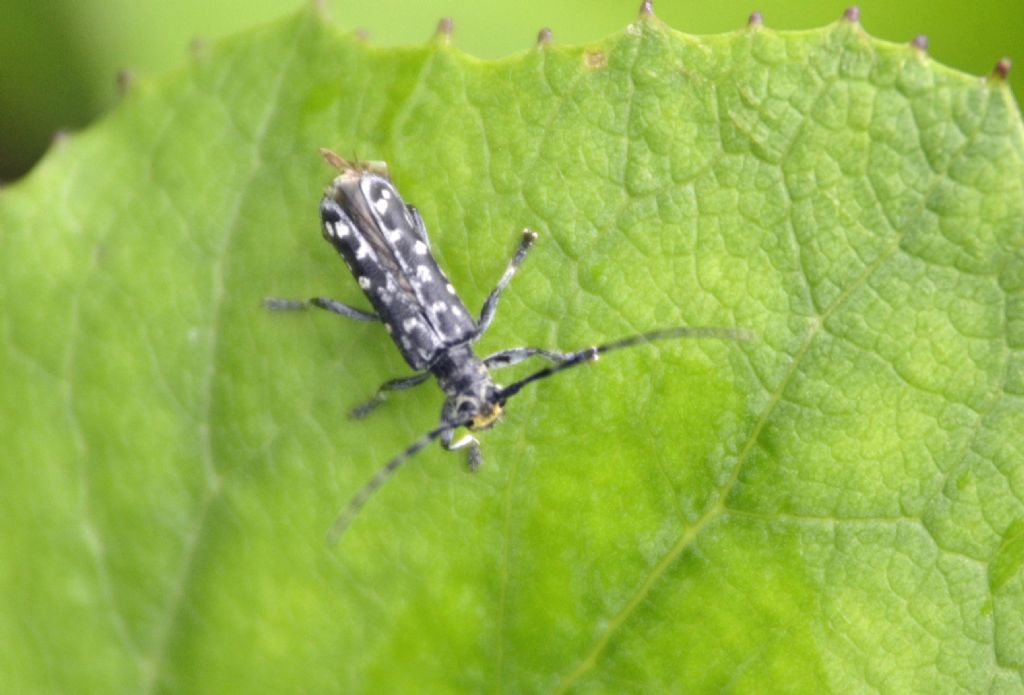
1 8 1022 693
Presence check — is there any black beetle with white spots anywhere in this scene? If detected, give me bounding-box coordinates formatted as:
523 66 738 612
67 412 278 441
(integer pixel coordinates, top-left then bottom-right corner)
266 149 752 544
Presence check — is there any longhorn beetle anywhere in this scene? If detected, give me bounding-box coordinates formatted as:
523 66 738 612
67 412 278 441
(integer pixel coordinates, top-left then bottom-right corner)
266 149 752 544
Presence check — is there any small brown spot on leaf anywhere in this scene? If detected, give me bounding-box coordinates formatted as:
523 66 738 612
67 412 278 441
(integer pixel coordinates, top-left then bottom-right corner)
843 6 860 22
537 27 553 47
748 11 763 27
994 58 1012 79
584 51 607 69
638 0 655 18
911 35 928 51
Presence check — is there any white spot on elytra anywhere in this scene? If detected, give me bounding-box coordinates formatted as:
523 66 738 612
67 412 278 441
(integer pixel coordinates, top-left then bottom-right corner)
451 306 464 318
413 241 428 255
416 265 432 281
358 276 371 289
355 241 370 259
374 197 389 215
380 187 391 200
446 283 456 294
386 229 402 242
385 323 393 334
431 301 448 313
403 318 420 331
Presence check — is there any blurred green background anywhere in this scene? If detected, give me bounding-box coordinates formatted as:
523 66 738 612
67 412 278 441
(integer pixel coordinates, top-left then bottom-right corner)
1 0 1020 183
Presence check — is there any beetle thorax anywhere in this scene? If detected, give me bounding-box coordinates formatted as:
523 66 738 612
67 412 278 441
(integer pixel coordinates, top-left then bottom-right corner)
432 344 503 430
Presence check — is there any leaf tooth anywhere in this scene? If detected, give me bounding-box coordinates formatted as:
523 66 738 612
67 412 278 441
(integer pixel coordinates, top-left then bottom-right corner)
434 16 454 45
309 0 328 18
188 37 209 61
842 5 860 23
992 58 1012 80
911 34 928 52
747 11 764 28
536 27 553 48
50 129 72 148
116 69 135 96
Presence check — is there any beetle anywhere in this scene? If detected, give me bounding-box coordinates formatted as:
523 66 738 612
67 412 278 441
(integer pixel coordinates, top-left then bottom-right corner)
266 150 751 543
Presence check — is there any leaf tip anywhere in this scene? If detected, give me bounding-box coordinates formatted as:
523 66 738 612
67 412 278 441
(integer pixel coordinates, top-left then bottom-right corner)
309 0 329 19
747 11 764 28
434 16 454 44
51 129 72 148
910 34 928 52
842 5 860 23
189 36 209 60
116 69 136 96
993 57 1012 80
536 27 553 48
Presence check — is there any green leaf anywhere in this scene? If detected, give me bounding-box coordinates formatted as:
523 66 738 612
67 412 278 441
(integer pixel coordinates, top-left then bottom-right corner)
2 7 1022 692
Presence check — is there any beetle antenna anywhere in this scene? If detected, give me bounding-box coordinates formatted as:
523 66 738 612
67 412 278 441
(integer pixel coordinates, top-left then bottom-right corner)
497 326 754 402
326 419 472 545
